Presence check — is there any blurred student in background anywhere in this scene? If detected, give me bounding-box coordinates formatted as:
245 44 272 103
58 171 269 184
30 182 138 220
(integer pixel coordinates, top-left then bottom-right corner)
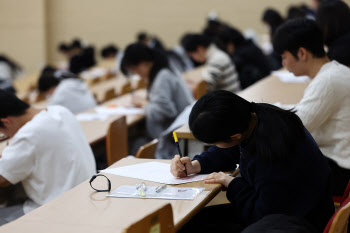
0 55 22 94
121 43 194 139
38 66 96 114
182 34 240 93
316 0 350 67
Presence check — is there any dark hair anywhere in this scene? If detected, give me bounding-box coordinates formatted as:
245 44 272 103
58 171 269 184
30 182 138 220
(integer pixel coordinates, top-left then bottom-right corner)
182 34 211 52
137 32 148 42
273 18 326 58
262 8 285 37
71 39 82 49
189 90 305 161
38 66 60 93
316 0 350 45
58 43 70 52
287 5 307 20
0 90 29 128
120 43 171 89
101 45 118 58
217 26 245 48
0 55 22 75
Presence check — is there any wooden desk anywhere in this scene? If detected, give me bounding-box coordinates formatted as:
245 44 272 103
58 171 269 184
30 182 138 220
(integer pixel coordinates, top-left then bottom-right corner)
0 158 221 233
0 89 147 152
174 74 309 140
182 66 205 91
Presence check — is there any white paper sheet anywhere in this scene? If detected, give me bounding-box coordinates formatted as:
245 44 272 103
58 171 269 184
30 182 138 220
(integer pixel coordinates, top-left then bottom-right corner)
101 162 209 185
272 70 310 83
95 106 144 115
76 113 110 121
107 185 204 200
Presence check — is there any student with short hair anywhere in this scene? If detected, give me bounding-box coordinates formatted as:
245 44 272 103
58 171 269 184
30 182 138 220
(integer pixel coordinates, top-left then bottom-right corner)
121 43 194 139
171 90 333 232
182 34 241 93
0 90 96 225
38 67 97 114
171 90 334 233
273 18 350 196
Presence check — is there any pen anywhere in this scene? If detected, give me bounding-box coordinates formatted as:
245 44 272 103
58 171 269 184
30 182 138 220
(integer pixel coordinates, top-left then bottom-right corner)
173 132 187 176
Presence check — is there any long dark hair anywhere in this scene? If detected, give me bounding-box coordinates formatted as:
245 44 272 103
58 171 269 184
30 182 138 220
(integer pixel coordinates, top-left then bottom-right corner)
121 43 171 89
316 0 350 45
189 90 305 162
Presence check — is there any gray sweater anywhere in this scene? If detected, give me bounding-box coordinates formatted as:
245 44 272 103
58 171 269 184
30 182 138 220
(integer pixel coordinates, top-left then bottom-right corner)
145 69 194 139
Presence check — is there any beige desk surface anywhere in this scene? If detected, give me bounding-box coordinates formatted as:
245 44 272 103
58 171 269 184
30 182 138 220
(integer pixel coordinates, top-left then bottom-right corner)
0 89 147 152
175 74 309 140
182 66 205 91
0 158 221 233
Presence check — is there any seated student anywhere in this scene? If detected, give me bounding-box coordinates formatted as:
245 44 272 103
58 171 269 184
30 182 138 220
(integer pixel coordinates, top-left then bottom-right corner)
38 67 97 114
101 45 119 60
0 55 22 94
0 90 96 225
137 32 165 51
273 18 350 196
261 8 284 70
121 43 194 139
316 0 350 67
182 34 240 93
217 26 272 89
171 91 334 233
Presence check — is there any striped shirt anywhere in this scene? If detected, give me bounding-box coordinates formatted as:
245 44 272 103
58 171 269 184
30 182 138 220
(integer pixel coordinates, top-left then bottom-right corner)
202 44 241 93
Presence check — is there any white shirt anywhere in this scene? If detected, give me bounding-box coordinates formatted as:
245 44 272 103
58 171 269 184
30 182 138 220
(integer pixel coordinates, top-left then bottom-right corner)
0 106 96 213
295 61 350 169
49 78 97 114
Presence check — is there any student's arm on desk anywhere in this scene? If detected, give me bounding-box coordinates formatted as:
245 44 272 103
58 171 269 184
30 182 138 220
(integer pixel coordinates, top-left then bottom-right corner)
0 175 11 187
170 146 239 178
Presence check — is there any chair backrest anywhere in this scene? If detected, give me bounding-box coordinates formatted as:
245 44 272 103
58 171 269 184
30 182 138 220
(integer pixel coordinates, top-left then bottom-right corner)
35 92 46 103
135 139 158 159
106 116 128 166
123 203 174 233
135 79 147 90
333 180 350 206
193 80 208 100
103 88 117 102
324 196 350 233
120 82 132 95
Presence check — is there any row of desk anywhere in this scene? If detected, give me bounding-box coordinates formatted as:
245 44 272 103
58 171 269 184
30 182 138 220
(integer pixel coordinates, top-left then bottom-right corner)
0 68 310 232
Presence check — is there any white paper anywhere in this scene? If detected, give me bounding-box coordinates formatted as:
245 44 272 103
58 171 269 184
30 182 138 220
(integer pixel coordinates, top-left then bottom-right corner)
101 162 209 185
95 106 144 115
273 102 296 110
76 113 109 121
272 70 310 83
107 185 204 200
80 68 108 80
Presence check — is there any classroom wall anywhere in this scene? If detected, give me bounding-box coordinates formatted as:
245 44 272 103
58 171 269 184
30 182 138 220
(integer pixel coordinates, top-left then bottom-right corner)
0 0 46 75
1 0 350 75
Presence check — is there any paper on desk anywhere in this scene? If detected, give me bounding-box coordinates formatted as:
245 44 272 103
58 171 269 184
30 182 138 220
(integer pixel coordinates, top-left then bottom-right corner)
272 70 310 83
273 102 296 110
80 68 108 80
95 106 144 115
107 185 204 200
76 113 110 121
101 162 209 185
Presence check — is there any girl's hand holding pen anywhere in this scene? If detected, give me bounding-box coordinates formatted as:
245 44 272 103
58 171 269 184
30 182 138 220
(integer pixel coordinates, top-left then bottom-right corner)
170 155 200 178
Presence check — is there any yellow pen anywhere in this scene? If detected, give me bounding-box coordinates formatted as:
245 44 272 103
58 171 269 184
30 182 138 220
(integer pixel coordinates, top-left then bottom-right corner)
173 132 187 176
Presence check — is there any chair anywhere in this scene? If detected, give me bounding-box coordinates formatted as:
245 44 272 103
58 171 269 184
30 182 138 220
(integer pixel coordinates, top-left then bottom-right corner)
324 196 350 233
103 88 117 102
135 79 147 90
120 82 132 95
105 116 128 166
35 92 46 103
135 139 158 159
193 80 208 100
90 77 101 85
123 203 175 233
334 180 350 207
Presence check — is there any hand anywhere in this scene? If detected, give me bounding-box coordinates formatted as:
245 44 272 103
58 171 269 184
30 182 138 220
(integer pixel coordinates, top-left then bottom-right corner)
170 155 200 178
204 172 234 188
